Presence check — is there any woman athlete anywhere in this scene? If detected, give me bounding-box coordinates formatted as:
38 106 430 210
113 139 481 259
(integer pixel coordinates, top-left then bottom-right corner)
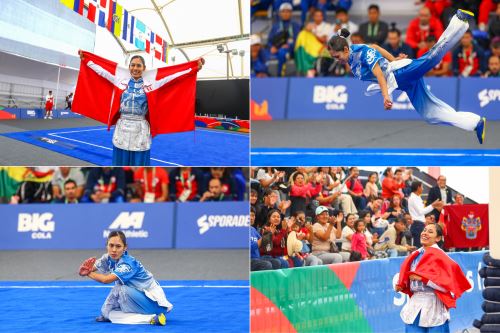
327 9 486 144
79 231 172 325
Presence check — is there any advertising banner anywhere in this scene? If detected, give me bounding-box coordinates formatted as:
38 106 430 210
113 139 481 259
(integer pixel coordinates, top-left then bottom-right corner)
459 78 500 120
251 78 288 120
0 203 175 249
175 201 249 249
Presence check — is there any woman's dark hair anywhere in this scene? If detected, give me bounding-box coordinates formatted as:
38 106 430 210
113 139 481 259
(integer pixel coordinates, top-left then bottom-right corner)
358 210 370 219
346 213 356 221
327 28 350 52
389 22 401 36
383 167 392 177
267 209 281 222
354 219 365 232
368 172 377 180
411 181 422 193
250 206 256 215
292 172 304 182
434 223 443 238
130 55 146 67
107 230 127 246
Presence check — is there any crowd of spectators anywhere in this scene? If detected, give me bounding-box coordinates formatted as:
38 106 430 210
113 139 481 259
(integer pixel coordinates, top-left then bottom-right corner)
251 0 500 78
0 167 247 204
250 167 478 271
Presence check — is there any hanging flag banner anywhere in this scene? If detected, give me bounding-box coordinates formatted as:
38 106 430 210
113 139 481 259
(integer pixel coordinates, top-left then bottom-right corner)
61 0 169 63
443 204 489 248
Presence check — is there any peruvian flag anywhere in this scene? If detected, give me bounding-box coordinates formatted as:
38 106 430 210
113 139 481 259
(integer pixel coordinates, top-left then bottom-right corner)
72 51 198 137
442 204 489 248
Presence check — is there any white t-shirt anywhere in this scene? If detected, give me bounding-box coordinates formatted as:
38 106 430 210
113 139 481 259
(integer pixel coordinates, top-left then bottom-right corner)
341 225 355 251
312 222 337 253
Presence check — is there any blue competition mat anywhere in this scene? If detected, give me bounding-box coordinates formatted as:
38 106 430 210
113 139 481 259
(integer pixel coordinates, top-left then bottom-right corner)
0 280 249 333
251 148 500 166
2 126 249 166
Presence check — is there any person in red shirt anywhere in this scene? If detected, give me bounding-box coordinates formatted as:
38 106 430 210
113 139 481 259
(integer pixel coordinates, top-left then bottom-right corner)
452 30 486 77
134 167 169 203
381 168 405 200
169 167 200 202
345 167 366 211
406 6 444 54
417 35 451 76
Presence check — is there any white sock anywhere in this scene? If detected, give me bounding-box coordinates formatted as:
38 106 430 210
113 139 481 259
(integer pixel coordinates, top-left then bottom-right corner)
108 310 155 325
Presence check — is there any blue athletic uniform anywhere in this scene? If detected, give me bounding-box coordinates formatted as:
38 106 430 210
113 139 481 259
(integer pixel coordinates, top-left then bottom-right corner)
348 14 481 132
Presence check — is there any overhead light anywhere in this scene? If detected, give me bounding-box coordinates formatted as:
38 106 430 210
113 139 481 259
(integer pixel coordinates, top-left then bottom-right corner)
217 44 224 53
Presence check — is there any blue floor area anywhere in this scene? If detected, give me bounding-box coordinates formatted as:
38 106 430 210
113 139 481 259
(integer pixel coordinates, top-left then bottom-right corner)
2 127 249 166
0 280 249 333
251 148 500 166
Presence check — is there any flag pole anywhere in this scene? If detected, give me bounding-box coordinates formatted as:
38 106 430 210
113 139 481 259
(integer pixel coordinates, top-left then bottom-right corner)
489 167 500 259
55 66 61 110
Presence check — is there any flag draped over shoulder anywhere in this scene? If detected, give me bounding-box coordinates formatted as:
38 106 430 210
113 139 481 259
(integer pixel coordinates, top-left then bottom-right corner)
145 61 198 137
72 51 198 137
294 30 325 74
0 167 25 199
443 204 489 248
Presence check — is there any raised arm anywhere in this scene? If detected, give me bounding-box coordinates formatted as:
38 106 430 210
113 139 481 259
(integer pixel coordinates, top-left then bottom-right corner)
79 50 118 85
87 271 119 284
370 44 396 62
152 68 193 90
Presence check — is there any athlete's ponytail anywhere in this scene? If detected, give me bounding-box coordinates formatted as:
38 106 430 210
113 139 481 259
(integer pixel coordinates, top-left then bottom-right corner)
327 28 350 52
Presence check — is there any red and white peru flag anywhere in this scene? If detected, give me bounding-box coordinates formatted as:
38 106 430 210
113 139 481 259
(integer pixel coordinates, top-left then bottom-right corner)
72 51 199 137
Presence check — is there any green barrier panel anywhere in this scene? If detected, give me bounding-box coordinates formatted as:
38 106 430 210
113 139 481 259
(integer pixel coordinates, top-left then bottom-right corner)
251 264 372 332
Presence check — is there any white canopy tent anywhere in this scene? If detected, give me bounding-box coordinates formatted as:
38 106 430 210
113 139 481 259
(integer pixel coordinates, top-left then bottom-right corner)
93 0 250 79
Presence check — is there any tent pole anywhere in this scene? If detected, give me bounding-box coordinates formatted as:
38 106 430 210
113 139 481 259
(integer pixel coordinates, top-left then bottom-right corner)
55 66 61 110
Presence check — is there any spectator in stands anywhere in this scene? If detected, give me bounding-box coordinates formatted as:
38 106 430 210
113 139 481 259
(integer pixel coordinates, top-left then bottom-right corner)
133 167 168 203
483 55 500 77
267 3 301 77
406 6 444 54
427 175 452 222
350 32 364 45
52 167 85 202
358 4 389 45
251 34 270 78
65 92 73 110
302 0 352 27
330 8 359 44
305 9 332 44
452 30 486 77
408 181 443 248
416 35 451 76
422 0 452 22
340 213 357 262
454 193 464 205
83 167 126 203
489 3 500 38
250 188 258 208
286 222 305 267
251 0 273 17
255 189 289 229
425 213 435 225
260 209 290 268
383 24 415 60
311 206 343 264
55 179 80 204
374 217 414 257
351 219 370 260
381 168 405 200
478 0 498 32
486 37 500 59
363 172 379 201
289 171 321 216
10 168 54 204
256 167 284 190
369 197 390 236
202 167 237 200
386 194 407 223
250 206 281 271
200 178 232 202
345 167 366 211
169 167 201 202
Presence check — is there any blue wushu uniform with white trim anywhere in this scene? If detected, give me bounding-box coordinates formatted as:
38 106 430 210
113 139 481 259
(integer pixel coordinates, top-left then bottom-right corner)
347 14 480 132
95 251 172 321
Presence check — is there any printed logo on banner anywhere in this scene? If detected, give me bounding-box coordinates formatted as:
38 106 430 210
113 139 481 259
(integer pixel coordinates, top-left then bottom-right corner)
17 213 55 239
462 212 482 239
478 89 500 107
103 212 149 238
313 85 348 110
27 110 36 116
197 214 249 235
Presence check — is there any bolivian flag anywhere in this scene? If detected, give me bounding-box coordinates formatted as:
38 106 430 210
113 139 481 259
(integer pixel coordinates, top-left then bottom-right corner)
294 30 325 74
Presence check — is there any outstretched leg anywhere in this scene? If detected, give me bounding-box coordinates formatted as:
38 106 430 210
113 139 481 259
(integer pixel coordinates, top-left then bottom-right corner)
395 11 470 83
405 78 480 132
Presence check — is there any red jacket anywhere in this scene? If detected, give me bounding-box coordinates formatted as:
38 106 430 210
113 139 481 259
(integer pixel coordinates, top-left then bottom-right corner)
397 246 471 309
405 17 444 49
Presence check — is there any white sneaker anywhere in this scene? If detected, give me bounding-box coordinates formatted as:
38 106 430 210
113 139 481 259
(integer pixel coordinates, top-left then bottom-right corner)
48 116 53 119
44 115 47 119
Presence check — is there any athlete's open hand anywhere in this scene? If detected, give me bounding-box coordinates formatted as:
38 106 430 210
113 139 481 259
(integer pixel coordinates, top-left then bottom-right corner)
384 97 393 110
79 257 96 276
394 53 408 61
78 50 84 60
